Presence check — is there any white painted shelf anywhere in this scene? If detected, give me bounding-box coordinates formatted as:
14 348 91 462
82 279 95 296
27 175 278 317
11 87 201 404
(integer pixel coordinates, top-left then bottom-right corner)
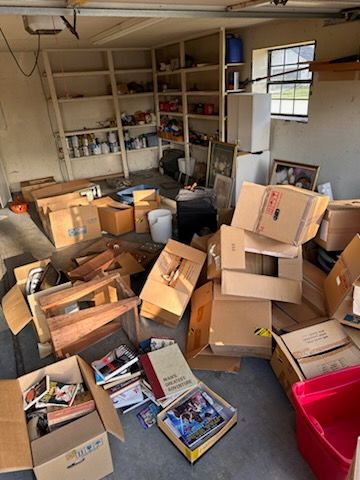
225 63 245 68
117 92 154 99
122 123 157 130
52 70 111 78
159 111 183 117
126 146 159 153
186 91 219 96
58 95 113 103
188 113 219 120
71 151 121 161
115 68 152 74
158 91 182 96
64 127 117 136
183 64 219 73
157 70 181 76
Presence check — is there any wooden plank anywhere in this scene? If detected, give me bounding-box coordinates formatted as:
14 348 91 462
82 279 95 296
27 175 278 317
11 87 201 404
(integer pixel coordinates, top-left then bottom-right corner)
59 319 124 358
68 249 118 281
48 297 139 355
39 272 120 311
310 61 360 72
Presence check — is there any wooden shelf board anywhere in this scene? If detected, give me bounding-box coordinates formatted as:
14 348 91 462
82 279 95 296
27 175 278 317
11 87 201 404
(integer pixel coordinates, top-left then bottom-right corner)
183 64 219 73
126 146 159 153
71 152 121 161
64 127 117 136
117 92 154 99
58 95 113 103
310 61 360 72
159 111 183 117
186 91 219 96
156 70 181 77
115 68 152 74
188 114 219 120
122 123 156 130
157 91 182 96
53 70 110 78
225 63 246 68
225 89 245 94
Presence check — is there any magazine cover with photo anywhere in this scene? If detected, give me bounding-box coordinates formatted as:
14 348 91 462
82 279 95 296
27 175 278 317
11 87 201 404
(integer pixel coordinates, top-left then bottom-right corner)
166 389 224 448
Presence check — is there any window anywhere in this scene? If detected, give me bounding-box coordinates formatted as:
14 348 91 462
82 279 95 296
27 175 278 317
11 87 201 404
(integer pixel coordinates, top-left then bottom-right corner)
267 42 315 117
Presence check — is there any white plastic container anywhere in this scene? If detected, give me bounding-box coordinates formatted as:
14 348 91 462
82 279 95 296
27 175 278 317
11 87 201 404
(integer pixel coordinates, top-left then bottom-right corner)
178 157 196 176
148 209 172 243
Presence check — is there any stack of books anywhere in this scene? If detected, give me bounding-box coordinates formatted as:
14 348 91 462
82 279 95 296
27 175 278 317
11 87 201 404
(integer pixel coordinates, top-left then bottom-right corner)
23 376 95 439
92 344 148 413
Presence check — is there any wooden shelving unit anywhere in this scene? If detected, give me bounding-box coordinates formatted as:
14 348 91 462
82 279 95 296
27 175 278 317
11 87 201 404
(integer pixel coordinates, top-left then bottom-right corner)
44 47 158 180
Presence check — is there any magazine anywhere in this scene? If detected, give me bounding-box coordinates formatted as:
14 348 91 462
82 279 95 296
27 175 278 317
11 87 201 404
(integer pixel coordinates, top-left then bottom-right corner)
165 389 225 448
36 381 80 408
92 344 138 381
23 375 50 411
112 384 144 409
137 403 159 430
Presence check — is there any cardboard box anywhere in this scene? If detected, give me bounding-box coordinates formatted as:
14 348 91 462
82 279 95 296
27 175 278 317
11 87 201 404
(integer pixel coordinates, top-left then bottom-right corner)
133 189 160 233
324 234 360 328
157 381 237 463
20 177 56 202
0 355 124 479
271 319 360 399
187 282 271 364
1 259 71 343
31 180 94 203
93 197 134 236
43 204 101 249
231 182 329 246
315 199 360 251
211 225 302 303
140 240 206 327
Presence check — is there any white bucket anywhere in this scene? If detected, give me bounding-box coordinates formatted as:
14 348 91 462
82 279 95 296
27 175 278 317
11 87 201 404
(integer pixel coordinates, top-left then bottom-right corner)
148 209 172 244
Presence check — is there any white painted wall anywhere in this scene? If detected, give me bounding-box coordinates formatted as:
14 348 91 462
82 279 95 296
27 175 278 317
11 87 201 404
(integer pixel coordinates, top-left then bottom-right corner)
241 19 360 199
0 52 63 190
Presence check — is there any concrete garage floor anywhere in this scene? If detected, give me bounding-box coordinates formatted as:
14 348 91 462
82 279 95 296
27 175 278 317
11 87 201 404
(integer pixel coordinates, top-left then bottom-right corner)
0 170 314 480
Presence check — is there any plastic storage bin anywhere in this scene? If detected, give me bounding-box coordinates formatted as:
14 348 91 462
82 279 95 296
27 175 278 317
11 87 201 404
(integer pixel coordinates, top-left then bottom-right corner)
226 35 243 64
292 365 360 480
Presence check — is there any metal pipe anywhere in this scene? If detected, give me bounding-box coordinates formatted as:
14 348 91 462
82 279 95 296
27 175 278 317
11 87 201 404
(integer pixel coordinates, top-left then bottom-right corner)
0 6 344 19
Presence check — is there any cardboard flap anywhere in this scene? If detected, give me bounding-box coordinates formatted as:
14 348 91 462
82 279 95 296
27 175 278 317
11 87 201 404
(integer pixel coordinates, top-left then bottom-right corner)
278 249 302 282
271 332 305 381
165 239 207 265
0 380 32 472
140 279 189 317
231 182 265 231
133 189 158 203
325 234 360 316
281 319 349 360
115 252 144 275
244 231 299 258
78 356 124 442
1 284 32 334
329 199 360 210
221 225 246 270
186 282 213 358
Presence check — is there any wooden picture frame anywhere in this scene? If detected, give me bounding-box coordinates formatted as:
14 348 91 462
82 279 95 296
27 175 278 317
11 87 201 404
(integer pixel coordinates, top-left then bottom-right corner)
213 174 234 209
269 159 320 191
206 140 237 188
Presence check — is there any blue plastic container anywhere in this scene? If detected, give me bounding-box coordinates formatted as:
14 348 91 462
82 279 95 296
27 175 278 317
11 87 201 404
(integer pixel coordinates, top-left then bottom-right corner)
116 184 160 205
226 36 243 64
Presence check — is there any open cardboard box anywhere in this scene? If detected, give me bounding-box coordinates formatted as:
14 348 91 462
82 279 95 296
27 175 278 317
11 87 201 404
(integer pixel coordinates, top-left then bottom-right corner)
1 259 71 343
157 381 237 464
40 201 101 249
210 225 302 303
92 196 134 236
0 355 124 480
231 182 329 246
271 318 360 399
20 177 56 203
32 180 94 204
324 234 360 329
133 189 160 233
140 240 206 327
315 199 360 252
187 281 271 368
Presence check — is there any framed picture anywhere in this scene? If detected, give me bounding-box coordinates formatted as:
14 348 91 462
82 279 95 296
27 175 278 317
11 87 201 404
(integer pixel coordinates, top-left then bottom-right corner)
269 160 320 191
206 140 237 188
214 174 234 209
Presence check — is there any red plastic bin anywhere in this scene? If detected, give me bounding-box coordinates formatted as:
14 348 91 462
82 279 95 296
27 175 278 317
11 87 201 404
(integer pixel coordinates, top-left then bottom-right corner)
292 365 360 480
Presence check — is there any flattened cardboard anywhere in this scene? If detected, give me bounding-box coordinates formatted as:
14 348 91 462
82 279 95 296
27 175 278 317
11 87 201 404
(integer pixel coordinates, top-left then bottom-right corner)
324 234 360 318
21 177 56 202
0 380 32 472
93 197 134 236
133 189 160 234
302 260 327 315
232 182 329 245
187 281 271 362
140 240 206 327
219 226 302 303
32 180 93 202
35 192 82 213
315 199 360 251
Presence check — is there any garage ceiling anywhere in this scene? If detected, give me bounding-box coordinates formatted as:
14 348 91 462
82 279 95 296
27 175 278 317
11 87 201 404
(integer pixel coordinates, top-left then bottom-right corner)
0 0 359 50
